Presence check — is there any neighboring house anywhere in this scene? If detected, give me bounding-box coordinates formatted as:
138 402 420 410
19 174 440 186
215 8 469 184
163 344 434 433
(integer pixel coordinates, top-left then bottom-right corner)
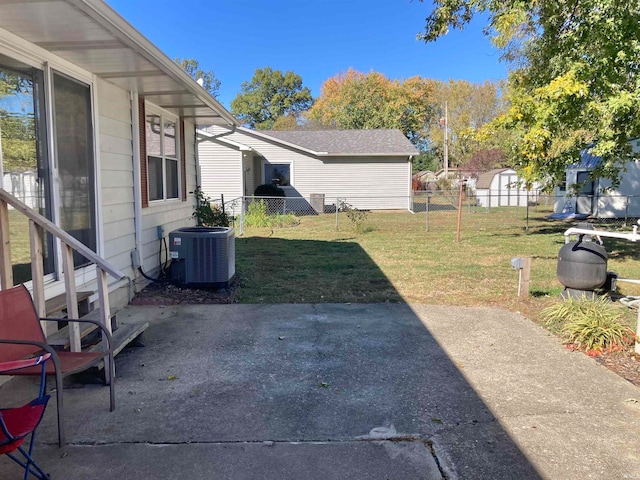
553 139 640 218
0 0 237 309
475 168 538 207
197 127 418 211
433 168 463 180
412 170 434 189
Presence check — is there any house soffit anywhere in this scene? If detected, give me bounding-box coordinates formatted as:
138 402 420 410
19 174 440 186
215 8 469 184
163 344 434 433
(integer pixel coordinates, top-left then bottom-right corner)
0 0 236 126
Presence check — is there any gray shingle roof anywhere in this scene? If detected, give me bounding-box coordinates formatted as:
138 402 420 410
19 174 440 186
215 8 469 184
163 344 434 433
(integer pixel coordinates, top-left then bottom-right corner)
255 129 418 156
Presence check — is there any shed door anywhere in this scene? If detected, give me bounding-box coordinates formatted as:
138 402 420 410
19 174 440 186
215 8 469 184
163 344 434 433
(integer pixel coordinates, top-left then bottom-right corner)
575 171 594 215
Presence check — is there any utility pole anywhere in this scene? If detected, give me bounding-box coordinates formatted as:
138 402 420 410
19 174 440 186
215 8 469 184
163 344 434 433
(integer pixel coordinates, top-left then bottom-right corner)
439 102 449 179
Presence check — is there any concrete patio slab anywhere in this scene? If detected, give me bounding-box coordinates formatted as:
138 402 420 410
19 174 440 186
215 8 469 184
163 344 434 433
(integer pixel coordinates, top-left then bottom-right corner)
1 303 639 479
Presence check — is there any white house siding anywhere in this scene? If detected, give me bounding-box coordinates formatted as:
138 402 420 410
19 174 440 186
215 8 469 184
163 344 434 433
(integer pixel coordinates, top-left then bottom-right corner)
293 156 410 210
97 78 136 280
140 118 198 274
596 163 640 217
198 139 243 202
202 129 411 210
558 161 640 218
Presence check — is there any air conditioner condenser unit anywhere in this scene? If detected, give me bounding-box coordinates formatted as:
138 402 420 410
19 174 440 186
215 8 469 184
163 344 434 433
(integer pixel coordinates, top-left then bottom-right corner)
168 226 235 287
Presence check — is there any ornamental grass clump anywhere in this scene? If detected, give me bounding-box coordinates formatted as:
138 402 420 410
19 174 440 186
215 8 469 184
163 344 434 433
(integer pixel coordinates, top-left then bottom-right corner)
541 296 636 355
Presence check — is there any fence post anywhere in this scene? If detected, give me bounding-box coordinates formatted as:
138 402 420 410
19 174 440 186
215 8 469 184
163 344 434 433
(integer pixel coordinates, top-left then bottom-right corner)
0 199 12 290
425 194 429 232
625 196 629 227
239 197 245 235
526 190 530 232
335 197 340 230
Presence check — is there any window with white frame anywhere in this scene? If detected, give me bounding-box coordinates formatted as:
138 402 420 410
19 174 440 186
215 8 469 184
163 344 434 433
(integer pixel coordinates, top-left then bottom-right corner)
264 162 291 187
145 108 179 201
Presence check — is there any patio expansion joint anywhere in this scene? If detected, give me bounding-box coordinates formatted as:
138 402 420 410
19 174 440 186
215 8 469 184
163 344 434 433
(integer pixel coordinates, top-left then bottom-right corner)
52 437 434 447
51 437 450 479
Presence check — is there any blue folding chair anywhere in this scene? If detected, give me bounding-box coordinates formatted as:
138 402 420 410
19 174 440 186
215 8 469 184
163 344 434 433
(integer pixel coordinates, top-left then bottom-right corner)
0 353 51 480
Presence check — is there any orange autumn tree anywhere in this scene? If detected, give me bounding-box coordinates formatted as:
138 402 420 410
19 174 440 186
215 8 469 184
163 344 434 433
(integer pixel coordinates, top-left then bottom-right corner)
307 69 435 145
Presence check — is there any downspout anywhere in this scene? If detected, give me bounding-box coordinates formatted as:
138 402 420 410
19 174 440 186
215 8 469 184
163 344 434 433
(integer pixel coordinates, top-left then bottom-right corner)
130 91 143 280
408 155 414 212
194 124 200 209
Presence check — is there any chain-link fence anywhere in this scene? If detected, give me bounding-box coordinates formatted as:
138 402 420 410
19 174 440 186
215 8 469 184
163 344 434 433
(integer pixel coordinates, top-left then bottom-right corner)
552 193 640 228
206 192 640 235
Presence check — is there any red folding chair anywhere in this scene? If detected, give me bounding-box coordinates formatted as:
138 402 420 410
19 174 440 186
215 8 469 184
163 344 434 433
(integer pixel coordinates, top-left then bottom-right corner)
0 284 115 447
0 353 51 480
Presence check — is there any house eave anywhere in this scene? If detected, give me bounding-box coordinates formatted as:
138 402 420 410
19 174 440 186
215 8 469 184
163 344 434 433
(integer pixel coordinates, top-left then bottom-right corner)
0 0 237 126
319 152 417 158
238 128 417 158
237 127 323 156
196 129 253 151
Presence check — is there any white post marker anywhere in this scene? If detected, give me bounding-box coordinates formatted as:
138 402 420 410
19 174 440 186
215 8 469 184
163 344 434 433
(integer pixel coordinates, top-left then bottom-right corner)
511 257 531 298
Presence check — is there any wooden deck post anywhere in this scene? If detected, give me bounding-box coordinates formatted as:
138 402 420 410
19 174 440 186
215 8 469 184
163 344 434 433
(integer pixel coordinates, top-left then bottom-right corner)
97 267 115 381
61 242 81 352
0 199 13 290
29 220 46 318
96 268 112 334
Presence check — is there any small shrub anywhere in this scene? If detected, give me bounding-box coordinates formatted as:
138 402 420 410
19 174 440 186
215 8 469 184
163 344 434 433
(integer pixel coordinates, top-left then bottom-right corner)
244 199 299 228
192 187 230 227
339 201 369 233
541 296 635 354
254 184 286 214
435 177 453 191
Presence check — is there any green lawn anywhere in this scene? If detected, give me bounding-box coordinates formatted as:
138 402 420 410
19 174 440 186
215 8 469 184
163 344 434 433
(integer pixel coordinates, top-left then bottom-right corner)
235 207 640 320
7 209 33 283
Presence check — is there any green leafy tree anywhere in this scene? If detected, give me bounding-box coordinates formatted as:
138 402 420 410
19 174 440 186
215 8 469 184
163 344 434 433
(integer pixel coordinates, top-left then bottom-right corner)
271 114 300 130
419 0 640 187
425 79 505 169
231 67 313 129
412 151 440 175
174 58 221 98
308 69 435 145
0 70 36 172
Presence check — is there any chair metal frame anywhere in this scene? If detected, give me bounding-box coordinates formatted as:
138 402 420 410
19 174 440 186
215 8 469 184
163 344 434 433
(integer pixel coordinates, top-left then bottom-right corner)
0 285 115 447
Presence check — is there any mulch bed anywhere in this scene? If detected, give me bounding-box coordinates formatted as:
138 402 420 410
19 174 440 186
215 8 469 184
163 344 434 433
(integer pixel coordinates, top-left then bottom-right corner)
596 351 640 388
131 280 238 305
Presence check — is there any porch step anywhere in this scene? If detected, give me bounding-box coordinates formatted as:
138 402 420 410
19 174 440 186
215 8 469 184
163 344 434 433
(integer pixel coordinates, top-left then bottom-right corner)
47 320 97 350
47 310 148 368
45 290 93 317
46 308 116 350
87 321 149 359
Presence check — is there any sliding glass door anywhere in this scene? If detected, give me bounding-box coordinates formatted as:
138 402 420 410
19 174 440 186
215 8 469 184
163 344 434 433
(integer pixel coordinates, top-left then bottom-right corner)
0 54 98 283
0 54 54 282
52 72 96 267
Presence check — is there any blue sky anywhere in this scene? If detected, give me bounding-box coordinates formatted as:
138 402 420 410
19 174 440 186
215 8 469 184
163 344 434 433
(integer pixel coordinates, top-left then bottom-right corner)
106 0 507 109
